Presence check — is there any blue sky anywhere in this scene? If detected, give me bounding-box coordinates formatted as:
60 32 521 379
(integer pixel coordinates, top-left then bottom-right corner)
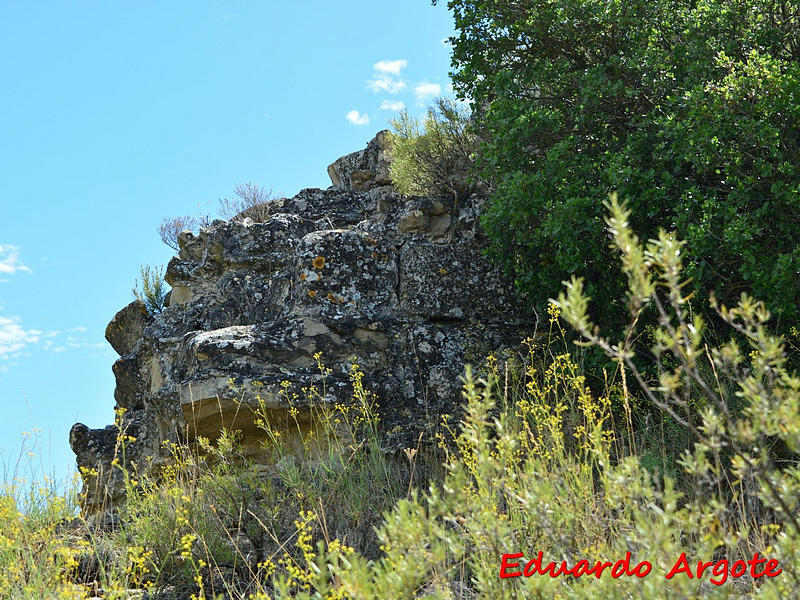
0 1 456 483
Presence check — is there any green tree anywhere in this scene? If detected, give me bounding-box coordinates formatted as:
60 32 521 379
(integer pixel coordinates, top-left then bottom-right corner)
388 97 478 202
439 0 800 331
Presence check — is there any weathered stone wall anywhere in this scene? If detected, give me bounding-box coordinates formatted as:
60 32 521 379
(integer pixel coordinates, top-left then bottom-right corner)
70 132 530 512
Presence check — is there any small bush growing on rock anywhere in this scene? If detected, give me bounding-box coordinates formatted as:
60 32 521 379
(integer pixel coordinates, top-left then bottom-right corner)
158 183 274 252
158 215 197 251
131 264 167 315
218 182 274 222
388 97 478 203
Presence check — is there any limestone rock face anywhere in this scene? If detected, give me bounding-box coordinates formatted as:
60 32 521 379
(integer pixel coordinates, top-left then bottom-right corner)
70 131 530 511
327 130 392 191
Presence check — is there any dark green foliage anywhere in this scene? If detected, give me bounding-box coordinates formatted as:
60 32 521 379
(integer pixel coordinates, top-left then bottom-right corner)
441 0 800 330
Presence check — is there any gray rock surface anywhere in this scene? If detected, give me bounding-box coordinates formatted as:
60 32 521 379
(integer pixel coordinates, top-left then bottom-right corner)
327 130 392 191
70 132 530 512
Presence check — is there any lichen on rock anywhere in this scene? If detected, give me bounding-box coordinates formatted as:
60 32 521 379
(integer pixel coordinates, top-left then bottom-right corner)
70 131 531 513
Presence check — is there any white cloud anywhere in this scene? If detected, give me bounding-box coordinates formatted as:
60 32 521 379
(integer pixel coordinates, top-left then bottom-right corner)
367 75 406 94
380 100 406 111
0 245 32 277
367 59 409 94
367 58 408 94
0 317 101 368
346 110 371 126
373 59 408 76
414 82 442 100
0 316 41 357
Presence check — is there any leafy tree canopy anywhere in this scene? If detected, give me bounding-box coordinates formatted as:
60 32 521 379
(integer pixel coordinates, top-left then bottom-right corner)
439 0 800 331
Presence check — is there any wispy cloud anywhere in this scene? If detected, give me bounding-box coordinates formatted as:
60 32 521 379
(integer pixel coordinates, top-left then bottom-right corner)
368 75 406 94
346 110 371 126
0 317 103 366
414 82 442 100
374 59 408 76
0 316 41 357
380 100 406 111
368 59 408 94
0 244 32 277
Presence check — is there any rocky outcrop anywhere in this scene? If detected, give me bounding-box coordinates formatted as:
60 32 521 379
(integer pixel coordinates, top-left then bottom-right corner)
70 132 530 512
327 130 392 191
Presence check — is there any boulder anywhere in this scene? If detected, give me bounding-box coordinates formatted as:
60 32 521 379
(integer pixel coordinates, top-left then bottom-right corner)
327 130 393 191
104 300 150 356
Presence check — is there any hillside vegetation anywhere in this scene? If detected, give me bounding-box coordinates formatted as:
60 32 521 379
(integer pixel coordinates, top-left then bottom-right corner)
3 203 800 598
